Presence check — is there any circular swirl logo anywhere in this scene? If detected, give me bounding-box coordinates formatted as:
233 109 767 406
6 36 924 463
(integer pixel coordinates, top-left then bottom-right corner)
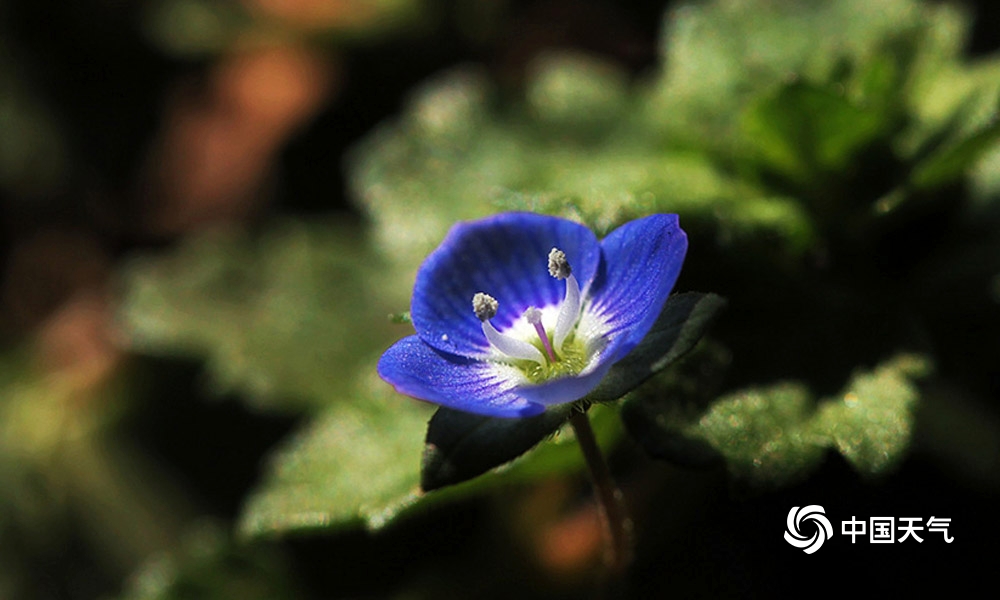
784 505 833 554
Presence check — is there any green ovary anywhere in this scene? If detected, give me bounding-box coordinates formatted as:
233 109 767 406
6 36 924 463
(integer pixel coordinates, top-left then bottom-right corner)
520 333 589 384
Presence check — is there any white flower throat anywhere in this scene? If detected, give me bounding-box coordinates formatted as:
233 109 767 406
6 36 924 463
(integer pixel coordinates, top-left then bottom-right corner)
472 248 589 381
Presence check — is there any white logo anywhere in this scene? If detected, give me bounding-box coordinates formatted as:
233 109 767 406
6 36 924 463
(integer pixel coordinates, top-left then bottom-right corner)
785 505 833 554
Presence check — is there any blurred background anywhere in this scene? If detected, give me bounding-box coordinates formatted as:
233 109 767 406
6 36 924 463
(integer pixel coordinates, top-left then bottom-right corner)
1 0 998 598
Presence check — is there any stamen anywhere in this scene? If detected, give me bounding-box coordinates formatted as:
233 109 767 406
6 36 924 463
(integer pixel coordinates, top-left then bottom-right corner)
472 292 498 321
472 293 545 365
525 307 557 363
548 248 582 350
548 248 572 279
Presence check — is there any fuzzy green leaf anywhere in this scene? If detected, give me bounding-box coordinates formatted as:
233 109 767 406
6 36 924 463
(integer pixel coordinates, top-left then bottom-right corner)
809 354 930 474
119 220 399 412
626 355 930 485
237 381 430 537
118 521 305 600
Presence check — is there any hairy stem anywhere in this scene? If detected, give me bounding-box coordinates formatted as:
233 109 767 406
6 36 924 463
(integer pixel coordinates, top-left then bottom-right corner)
569 409 633 575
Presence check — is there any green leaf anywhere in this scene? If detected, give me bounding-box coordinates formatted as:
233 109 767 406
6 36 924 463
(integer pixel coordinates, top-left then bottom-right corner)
119 220 399 412
740 81 887 184
118 521 305 600
421 405 574 492
693 383 826 486
525 51 629 133
643 0 924 145
347 69 504 263
626 355 930 485
237 381 430 537
143 0 427 57
349 64 815 262
584 292 728 403
971 140 1000 203
141 0 249 57
809 354 930 475
906 51 1000 149
910 111 1000 190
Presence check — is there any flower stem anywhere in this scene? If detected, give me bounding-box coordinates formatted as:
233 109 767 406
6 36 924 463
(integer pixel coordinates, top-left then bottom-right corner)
569 409 633 575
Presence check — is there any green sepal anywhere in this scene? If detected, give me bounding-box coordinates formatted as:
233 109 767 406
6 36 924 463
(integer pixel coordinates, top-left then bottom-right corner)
421 404 575 492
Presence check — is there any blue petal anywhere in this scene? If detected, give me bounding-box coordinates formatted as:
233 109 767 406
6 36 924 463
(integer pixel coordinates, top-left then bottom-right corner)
378 336 545 418
588 214 688 362
410 213 600 358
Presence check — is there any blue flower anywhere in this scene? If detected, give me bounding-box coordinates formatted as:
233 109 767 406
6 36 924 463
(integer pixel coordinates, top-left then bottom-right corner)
378 213 688 418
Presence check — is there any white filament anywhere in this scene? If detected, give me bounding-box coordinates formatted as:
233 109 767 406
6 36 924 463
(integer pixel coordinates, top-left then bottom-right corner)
554 273 581 350
482 319 545 365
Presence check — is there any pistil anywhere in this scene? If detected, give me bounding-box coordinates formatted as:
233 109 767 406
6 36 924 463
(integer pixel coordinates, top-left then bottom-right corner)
525 307 557 363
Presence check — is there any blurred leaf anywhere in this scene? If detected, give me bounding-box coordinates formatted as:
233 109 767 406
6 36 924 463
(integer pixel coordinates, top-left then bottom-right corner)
348 68 502 262
0 348 192 587
350 63 816 263
910 111 1000 190
144 0 428 57
809 354 930 474
740 81 887 185
971 140 1000 203
119 520 305 600
237 380 430 536
906 52 1000 148
119 220 398 412
643 0 925 145
525 52 630 133
142 0 248 56
692 383 826 485
349 0 994 265
0 352 111 529
626 355 930 485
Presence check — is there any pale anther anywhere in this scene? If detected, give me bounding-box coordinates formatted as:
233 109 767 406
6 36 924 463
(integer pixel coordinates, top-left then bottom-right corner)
548 248 571 280
472 292 498 321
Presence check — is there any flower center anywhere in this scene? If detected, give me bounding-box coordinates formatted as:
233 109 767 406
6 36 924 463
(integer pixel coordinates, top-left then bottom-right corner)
471 247 587 382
